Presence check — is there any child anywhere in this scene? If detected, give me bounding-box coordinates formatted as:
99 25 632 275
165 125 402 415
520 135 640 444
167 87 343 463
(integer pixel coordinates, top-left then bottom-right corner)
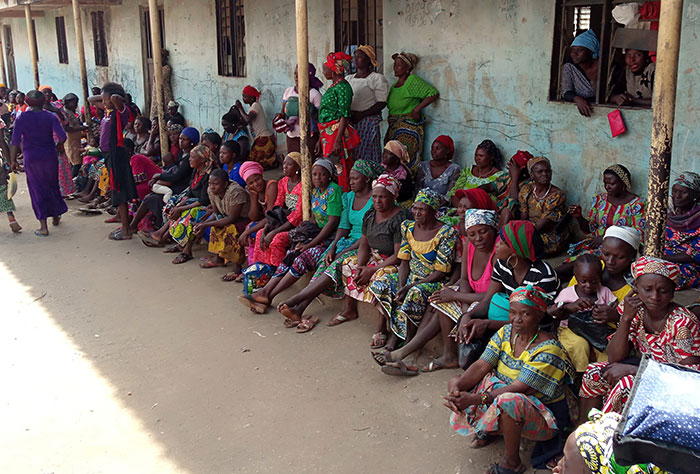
150 151 178 203
235 86 276 169
551 254 617 372
0 157 21 232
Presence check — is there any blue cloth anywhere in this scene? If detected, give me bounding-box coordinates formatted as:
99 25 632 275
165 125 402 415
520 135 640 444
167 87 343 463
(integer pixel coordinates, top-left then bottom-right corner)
181 127 200 145
223 162 246 188
571 29 600 59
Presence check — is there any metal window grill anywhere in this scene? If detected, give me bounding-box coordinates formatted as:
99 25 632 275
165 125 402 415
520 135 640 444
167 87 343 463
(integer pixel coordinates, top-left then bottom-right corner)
143 8 165 60
216 0 246 77
91 11 108 67
55 16 68 64
334 0 383 72
574 6 591 32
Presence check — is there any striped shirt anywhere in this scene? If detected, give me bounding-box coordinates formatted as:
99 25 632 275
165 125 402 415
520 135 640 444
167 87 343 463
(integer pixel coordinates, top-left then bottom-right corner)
491 259 559 299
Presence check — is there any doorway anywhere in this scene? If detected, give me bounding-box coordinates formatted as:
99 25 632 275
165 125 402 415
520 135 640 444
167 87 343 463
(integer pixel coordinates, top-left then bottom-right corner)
3 25 17 90
140 6 165 117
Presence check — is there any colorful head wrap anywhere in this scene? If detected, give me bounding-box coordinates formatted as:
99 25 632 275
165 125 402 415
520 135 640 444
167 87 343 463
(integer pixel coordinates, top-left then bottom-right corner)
673 171 700 194
434 135 455 159
356 44 379 68
325 52 353 75
500 220 537 262
509 285 550 312
384 140 410 165
180 126 200 145
603 225 641 251
527 156 550 174
414 188 441 211
372 174 401 197
286 152 302 167
190 145 214 171
465 209 498 231
454 188 497 211
391 52 418 70
631 256 680 285
243 85 261 99
511 150 534 168
604 164 632 189
39 85 52 92
167 100 179 108
313 158 336 178
352 159 384 181
571 29 600 59
239 161 264 182
169 123 184 133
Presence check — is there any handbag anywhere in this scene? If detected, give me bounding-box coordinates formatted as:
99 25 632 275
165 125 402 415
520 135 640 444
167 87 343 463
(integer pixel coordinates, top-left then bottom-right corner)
488 292 511 321
608 109 626 138
568 310 615 352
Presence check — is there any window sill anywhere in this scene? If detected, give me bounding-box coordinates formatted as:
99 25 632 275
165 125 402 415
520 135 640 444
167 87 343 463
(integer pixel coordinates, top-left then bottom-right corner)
548 99 652 113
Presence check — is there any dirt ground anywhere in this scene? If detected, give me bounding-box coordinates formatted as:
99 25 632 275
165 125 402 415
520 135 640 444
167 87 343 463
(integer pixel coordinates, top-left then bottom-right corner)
1 174 547 474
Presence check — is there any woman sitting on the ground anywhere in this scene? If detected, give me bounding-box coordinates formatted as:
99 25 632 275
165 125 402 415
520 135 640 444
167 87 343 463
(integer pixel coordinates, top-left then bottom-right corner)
219 140 246 188
481 150 534 225
448 140 506 202
238 159 343 324
560 164 644 278
197 168 250 275
370 188 458 351
381 140 414 206
274 159 383 329
132 116 156 159
519 156 568 256
579 257 700 416
562 29 600 117
664 172 700 289
221 109 250 161
240 160 277 223
445 285 574 474
454 220 559 355
377 209 499 375
440 187 497 228
127 140 161 201
164 121 182 162
416 135 461 203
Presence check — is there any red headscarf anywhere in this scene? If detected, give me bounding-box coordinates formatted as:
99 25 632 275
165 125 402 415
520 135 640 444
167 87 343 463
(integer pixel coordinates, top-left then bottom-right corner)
454 188 497 211
434 135 454 159
325 52 352 74
243 85 261 99
511 150 533 168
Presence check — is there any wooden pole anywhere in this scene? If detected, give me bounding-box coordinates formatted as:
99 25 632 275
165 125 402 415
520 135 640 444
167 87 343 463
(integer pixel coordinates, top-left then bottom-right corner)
148 0 168 158
295 0 311 220
0 33 7 87
25 4 39 89
644 0 684 256
71 0 91 131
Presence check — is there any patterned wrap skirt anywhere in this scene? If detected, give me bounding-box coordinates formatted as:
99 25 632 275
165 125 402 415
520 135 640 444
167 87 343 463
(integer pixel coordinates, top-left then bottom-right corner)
169 206 208 247
250 135 277 169
579 361 635 413
57 151 75 196
353 114 382 163
319 118 361 192
0 183 15 213
209 223 245 265
385 115 426 176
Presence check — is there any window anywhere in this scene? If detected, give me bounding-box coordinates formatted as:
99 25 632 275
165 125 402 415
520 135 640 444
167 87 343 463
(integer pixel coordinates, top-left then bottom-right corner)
55 16 68 64
334 0 383 72
215 0 246 77
142 7 165 60
91 10 108 67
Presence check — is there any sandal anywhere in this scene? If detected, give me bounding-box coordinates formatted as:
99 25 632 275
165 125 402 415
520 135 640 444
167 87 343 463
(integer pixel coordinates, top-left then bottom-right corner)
283 318 300 328
163 245 181 253
221 272 242 282
486 463 526 474
172 252 193 264
370 332 387 349
78 207 102 215
278 303 302 322
237 295 268 314
381 360 419 377
108 228 132 240
296 315 320 333
327 313 358 327
371 349 394 367
200 260 227 269
421 359 460 373
34 230 49 237
139 231 164 248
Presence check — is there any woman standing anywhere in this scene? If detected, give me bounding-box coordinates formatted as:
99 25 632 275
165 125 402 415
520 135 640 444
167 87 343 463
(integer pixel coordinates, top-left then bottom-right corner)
664 172 700 289
41 85 75 198
317 52 360 192
385 52 439 175
279 63 323 154
346 45 389 164
221 109 250 161
448 140 506 201
9 90 67 236
235 86 276 169
61 93 88 178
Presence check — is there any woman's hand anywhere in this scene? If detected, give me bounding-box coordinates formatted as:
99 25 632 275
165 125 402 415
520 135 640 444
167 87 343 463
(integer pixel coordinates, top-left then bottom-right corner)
314 139 321 156
324 247 336 265
612 93 632 106
573 96 593 117
592 303 621 325
506 158 521 179
443 391 480 413
568 298 595 313
331 137 342 156
395 284 414 302
429 287 459 304
567 204 582 217
458 318 489 344
409 108 421 121
193 222 207 234
354 266 377 287
10 160 20 173
261 231 276 250
621 291 643 324
602 363 638 385
238 231 250 248
168 206 182 219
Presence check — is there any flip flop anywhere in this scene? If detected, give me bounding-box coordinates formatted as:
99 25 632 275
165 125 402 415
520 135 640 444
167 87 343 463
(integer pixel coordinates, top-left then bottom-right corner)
283 318 300 328
371 349 394 367
163 245 181 253
327 313 358 327
34 230 49 237
296 315 320 333
421 359 460 373
221 272 241 282
104 216 120 223
138 232 164 248
381 360 419 377
172 252 193 264
108 229 132 240
486 463 526 474
200 260 227 269
370 332 387 349
78 208 102 215
237 295 268 314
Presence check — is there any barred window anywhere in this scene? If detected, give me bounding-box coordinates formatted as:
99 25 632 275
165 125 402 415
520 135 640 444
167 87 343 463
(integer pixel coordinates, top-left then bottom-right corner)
334 0 383 72
55 16 68 64
91 10 108 67
216 0 246 77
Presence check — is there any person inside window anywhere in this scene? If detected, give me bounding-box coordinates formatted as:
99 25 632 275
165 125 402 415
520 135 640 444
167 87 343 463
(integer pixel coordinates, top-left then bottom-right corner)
561 30 600 117
609 48 655 108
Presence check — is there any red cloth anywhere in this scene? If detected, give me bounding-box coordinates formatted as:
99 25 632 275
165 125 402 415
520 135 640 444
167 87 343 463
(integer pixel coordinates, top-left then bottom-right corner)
434 135 454 159
130 154 161 200
243 85 261 99
454 188 497 211
511 150 533 168
639 1 660 19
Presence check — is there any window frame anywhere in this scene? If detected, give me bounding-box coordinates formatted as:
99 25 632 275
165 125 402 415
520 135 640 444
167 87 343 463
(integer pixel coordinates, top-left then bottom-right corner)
55 16 69 64
91 10 108 67
215 0 246 78
334 0 383 73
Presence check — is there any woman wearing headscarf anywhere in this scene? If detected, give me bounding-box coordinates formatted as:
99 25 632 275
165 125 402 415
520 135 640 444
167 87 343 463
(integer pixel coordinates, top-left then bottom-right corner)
519 156 568 255
416 135 461 202
481 150 534 225
370 188 458 351
385 52 440 175
235 85 277 169
664 172 700 289
562 29 600 117
377 209 499 375
381 140 414 205
346 45 389 164
9 90 67 236
445 285 574 474
239 159 342 329
579 257 700 416
278 63 323 155
317 52 361 192
276 160 386 327
448 140 506 202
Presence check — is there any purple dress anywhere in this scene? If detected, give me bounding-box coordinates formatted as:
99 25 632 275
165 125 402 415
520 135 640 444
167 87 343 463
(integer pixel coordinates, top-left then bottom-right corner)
10 109 68 220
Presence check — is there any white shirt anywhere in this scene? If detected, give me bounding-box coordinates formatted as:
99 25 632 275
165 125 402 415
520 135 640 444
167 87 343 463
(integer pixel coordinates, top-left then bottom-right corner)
249 101 273 138
345 72 389 112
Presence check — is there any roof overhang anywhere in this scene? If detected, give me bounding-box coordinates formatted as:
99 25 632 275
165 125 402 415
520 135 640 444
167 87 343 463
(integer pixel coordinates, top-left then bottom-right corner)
0 0 122 16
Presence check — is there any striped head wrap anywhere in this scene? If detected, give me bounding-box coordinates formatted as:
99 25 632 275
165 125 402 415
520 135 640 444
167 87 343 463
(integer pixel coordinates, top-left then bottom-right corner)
286 152 302 167
527 156 550 174
465 209 498 231
604 164 632 189
414 188 441 211
352 159 385 181
674 171 700 194
384 140 410 165
510 285 550 312
391 52 418 70
372 174 400 197
325 52 353 75
500 220 537 262
631 256 680 285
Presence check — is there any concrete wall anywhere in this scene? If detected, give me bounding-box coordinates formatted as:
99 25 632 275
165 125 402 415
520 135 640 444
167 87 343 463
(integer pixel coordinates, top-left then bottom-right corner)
2 0 699 206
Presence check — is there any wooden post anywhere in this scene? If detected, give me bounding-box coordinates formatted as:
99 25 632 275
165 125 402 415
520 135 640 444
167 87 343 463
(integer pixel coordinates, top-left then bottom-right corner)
71 0 91 130
0 33 7 87
644 0 684 257
295 0 311 220
25 4 39 89
148 0 168 158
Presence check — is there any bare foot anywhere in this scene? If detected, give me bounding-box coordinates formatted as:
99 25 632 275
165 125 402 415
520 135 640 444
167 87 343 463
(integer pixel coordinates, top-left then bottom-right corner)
52 216 61 226
9 221 22 233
